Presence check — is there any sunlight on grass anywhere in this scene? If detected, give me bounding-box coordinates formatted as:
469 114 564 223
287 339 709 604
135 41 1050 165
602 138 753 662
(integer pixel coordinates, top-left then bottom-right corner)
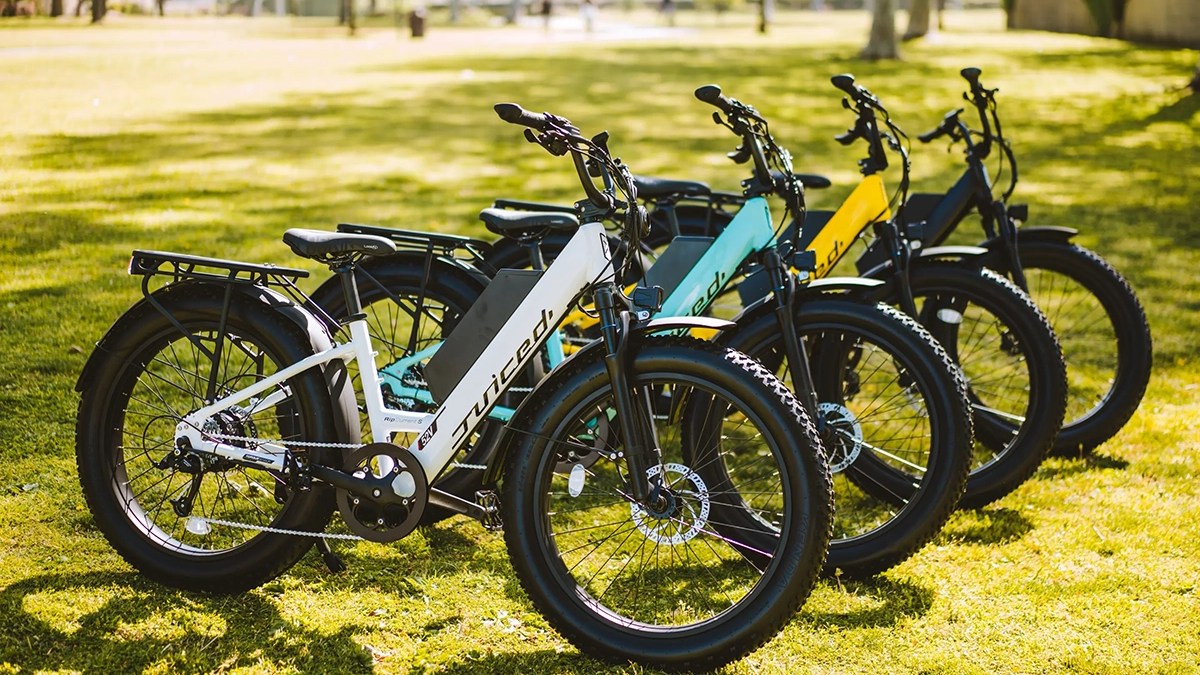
1 9 1198 674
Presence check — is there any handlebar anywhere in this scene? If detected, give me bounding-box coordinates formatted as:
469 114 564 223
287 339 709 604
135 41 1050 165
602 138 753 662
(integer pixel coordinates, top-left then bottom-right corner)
917 107 964 144
494 103 553 131
831 74 857 96
694 84 736 116
830 75 898 176
494 102 616 215
694 84 777 191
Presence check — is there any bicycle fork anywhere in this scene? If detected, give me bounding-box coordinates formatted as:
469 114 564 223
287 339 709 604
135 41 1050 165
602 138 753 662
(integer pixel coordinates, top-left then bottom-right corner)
761 249 822 427
593 285 661 503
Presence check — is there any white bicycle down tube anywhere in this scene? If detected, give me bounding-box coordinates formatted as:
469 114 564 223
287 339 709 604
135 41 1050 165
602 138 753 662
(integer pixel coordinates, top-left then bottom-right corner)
402 222 614 480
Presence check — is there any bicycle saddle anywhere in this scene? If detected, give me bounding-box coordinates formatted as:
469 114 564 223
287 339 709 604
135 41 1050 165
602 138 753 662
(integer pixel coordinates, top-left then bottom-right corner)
282 229 397 260
631 175 711 198
478 208 580 239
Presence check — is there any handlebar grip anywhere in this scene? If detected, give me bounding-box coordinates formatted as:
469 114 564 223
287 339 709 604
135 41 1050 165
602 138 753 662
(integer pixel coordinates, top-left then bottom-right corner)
694 84 735 114
494 103 550 130
835 130 858 146
960 67 982 87
917 127 943 144
831 74 858 96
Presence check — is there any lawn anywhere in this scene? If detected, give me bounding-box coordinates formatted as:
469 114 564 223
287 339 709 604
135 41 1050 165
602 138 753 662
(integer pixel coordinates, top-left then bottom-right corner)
1 9 1198 674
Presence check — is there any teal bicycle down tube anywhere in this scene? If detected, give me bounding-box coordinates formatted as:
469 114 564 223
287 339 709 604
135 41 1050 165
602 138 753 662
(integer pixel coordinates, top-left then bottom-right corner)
658 196 776 317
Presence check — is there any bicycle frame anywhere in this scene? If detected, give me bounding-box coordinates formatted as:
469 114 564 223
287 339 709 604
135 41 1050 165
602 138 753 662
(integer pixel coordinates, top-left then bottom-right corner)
175 222 614 483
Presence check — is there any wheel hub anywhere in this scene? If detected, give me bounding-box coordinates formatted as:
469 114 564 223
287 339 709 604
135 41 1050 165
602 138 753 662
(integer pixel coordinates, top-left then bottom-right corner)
630 463 710 545
819 402 863 473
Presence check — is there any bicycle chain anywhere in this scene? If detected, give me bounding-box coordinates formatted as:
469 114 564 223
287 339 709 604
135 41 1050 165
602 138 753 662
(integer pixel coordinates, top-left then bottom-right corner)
205 432 489 470
196 516 365 540
193 433 488 538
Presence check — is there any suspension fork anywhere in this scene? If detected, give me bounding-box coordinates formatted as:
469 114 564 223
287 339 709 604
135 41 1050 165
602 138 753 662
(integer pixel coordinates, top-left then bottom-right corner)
877 220 919 318
761 249 822 426
992 200 1027 290
594 286 657 502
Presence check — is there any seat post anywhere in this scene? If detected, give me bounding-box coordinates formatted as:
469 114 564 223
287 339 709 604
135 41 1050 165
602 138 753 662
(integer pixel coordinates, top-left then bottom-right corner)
521 236 546 271
333 258 365 322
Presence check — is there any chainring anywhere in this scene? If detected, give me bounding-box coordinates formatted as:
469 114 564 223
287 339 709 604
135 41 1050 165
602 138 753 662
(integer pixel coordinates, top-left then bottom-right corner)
336 442 428 543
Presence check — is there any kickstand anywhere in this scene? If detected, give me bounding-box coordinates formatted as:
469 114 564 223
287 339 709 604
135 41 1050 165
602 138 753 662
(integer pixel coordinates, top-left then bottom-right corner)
316 538 347 574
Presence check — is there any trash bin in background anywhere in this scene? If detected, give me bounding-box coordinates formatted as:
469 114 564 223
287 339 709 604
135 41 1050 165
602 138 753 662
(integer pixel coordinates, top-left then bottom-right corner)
409 8 426 38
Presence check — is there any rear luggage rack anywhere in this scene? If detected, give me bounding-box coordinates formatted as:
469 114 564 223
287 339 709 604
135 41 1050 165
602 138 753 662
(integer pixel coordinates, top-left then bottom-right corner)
336 223 492 267
129 250 310 287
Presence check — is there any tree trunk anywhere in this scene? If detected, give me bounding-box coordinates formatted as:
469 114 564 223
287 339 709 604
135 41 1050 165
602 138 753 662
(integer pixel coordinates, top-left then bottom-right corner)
903 0 931 40
758 0 773 33
861 0 899 60
50 0 62 16
90 0 104 23
448 0 459 23
156 0 164 14
505 0 519 24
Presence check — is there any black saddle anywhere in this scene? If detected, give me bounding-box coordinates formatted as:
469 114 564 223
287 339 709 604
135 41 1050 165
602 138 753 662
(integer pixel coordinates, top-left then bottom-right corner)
632 175 711 199
478 208 580 239
796 173 832 189
283 229 397 261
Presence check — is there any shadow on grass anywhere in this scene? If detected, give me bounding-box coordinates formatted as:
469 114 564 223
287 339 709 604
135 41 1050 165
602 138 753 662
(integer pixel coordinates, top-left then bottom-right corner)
801 576 935 629
934 507 1034 546
0 571 373 673
438 649 608 674
1035 452 1131 479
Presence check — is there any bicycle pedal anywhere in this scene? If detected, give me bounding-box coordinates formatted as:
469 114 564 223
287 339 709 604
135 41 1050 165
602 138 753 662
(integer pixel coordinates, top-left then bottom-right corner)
475 490 503 531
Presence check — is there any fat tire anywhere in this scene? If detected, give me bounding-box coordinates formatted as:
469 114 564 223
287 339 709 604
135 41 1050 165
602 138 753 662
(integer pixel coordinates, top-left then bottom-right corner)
76 285 340 593
1015 240 1152 456
500 337 832 670
909 265 1067 509
723 298 972 577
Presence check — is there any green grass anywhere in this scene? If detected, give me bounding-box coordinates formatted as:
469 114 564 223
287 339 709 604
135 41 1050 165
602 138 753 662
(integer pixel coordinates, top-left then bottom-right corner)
2 9 1199 674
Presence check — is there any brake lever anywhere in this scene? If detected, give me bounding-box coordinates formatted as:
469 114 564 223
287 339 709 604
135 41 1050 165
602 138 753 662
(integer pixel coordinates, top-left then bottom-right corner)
727 143 753 164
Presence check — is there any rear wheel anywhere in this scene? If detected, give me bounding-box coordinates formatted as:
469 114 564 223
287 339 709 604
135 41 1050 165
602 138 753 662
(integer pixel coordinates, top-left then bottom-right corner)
501 338 831 670
76 286 340 593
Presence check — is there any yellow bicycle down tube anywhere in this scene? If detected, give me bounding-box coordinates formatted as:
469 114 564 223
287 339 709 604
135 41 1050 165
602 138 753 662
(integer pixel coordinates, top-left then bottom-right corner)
806 174 892 279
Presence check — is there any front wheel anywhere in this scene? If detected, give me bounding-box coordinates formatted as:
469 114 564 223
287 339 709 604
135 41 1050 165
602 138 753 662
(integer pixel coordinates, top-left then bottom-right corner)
722 298 972 578
1014 240 1152 455
501 337 832 671
909 264 1068 509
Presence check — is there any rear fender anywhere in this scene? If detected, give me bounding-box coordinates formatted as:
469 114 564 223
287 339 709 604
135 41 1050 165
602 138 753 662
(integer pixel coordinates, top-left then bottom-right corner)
77 281 360 446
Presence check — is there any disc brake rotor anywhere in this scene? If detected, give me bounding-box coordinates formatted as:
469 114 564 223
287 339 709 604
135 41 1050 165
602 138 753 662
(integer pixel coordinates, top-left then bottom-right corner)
629 463 710 545
820 402 863 473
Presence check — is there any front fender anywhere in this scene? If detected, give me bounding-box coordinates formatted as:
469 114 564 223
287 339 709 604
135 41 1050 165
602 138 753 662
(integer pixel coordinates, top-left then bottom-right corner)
721 276 886 341
981 225 1078 249
858 245 990 279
